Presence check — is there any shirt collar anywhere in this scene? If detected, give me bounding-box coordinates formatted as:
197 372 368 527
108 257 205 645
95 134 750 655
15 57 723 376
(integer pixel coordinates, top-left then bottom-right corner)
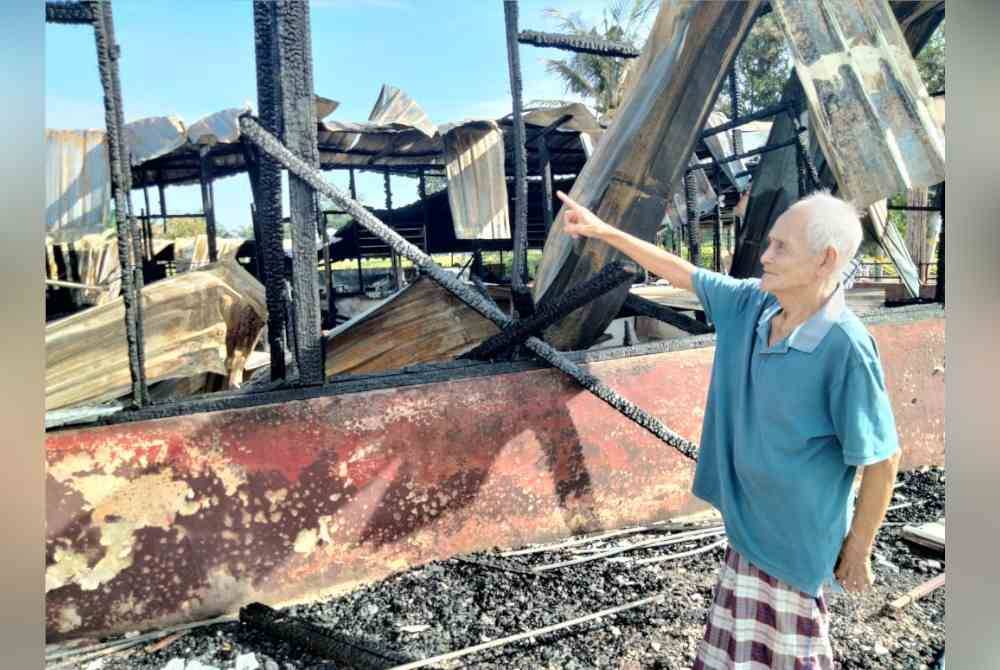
756 284 846 354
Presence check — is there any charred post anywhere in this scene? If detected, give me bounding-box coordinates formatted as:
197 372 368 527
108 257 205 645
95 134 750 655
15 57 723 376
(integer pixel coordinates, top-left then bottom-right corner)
91 0 148 406
503 0 534 318
276 0 324 385
198 146 219 263
251 0 289 380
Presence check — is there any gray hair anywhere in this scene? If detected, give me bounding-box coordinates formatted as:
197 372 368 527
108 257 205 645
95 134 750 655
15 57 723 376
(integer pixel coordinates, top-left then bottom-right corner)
792 190 863 271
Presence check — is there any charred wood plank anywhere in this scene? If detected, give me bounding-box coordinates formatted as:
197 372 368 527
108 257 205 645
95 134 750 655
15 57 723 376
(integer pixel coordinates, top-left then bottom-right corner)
504 0 534 318
275 0 324 385
532 1 761 350
92 0 148 406
460 261 638 361
251 0 290 380
240 603 412 669
518 29 641 58
45 1 94 24
621 293 713 335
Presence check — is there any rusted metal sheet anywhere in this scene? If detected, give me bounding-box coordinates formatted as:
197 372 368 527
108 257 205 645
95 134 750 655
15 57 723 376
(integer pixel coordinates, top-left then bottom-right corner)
731 1 944 292
442 121 512 241
771 0 945 209
368 84 436 138
46 129 111 241
45 310 943 640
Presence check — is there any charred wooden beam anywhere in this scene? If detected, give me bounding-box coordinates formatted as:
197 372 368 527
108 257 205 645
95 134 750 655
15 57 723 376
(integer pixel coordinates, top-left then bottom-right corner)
251 0 289 381
239 603 411 669
461 261 638 361
621 293 713 336
533 1 762 350
239 114 699 459
198 146 219 263
276 0 324 385
45 1 94 24
518 29 640 58
700 100 797 140
91 0 148 406
504 0 534 318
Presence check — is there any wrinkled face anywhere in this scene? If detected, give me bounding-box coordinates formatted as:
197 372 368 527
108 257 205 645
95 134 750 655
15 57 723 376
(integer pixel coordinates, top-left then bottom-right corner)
759 205 829 294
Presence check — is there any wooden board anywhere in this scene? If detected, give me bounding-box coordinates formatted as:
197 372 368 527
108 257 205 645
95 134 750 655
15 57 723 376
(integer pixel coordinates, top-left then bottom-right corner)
901 520 945 553
45 260 266 410
532 1 761 350
323 276 500 378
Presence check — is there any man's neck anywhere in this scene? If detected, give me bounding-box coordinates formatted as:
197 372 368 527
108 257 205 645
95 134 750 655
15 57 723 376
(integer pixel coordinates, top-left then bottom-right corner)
773 280 839 328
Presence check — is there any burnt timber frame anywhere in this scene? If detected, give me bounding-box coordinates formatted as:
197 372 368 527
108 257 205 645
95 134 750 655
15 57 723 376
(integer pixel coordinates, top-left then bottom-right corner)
275 0 324 385
503 0 534 319
44 0 947 434
249 0 291 380
46 0 149 406
238 115 699 460
517 29 641 59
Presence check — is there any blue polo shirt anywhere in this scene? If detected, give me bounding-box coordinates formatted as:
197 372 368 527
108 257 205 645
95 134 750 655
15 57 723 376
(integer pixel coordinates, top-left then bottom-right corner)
690 268 899 596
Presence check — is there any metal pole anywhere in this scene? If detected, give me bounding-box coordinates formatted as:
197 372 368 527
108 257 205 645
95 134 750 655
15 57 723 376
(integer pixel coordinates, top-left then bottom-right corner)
713 167 722 272
934 183 945 303
276 0 324 385
729 68 743 155
251 0 290 381
142 185 153 259
418 170 430 256
349 168 363 293
92 0 147 406
538 136 554 235
198 146 219 263
685 171 701 267
319 204 335 328
384 168 402 290
157 180 167 235
503 0 532 318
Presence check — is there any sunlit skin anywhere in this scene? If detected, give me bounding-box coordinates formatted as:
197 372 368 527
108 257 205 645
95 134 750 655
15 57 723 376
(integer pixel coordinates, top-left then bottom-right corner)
556 190 900 594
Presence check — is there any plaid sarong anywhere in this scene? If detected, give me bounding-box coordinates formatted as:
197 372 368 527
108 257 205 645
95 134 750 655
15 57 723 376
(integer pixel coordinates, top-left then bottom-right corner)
693 547 834 669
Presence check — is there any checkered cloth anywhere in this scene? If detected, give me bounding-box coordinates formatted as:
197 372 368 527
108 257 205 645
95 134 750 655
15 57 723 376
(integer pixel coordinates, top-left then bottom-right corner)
693 547 834 669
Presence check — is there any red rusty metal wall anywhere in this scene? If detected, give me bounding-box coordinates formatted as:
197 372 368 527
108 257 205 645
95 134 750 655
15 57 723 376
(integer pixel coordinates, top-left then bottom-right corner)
44 315 944 639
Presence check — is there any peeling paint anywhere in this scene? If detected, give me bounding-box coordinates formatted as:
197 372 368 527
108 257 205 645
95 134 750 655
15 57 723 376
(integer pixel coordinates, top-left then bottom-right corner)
45 313 944 640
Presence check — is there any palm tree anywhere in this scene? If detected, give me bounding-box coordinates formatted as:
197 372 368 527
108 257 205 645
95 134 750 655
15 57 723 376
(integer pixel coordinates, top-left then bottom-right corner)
539 0 657 121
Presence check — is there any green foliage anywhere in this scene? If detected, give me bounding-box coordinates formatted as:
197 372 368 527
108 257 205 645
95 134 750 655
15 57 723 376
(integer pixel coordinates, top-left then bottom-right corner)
716 13 792 115
542 0 658 119
916 21 945 93
159 216 208 240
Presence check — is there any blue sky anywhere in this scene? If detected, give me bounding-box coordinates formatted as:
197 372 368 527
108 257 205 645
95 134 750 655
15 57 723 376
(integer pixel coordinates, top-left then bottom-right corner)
46 0 617 234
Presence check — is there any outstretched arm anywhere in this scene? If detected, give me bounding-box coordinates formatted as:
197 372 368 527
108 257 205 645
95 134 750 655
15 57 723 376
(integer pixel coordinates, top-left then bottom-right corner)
557 191 697 292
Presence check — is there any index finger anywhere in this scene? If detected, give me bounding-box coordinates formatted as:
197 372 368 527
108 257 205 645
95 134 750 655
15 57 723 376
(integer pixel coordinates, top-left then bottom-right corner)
555 190 582 211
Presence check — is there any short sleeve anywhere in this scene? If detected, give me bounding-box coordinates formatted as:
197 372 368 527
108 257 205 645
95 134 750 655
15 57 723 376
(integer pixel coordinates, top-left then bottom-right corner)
691 268 765 330
830 352 900 466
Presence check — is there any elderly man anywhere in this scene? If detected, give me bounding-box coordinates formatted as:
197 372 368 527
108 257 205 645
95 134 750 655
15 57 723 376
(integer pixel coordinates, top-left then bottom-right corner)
556 189 900 669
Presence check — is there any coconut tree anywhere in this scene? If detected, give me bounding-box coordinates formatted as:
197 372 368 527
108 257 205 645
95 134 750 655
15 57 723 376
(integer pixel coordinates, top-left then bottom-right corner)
538 0 657 121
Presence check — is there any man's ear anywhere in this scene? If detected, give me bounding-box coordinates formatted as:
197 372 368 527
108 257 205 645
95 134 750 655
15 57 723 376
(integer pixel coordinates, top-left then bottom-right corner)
818 246 839 278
